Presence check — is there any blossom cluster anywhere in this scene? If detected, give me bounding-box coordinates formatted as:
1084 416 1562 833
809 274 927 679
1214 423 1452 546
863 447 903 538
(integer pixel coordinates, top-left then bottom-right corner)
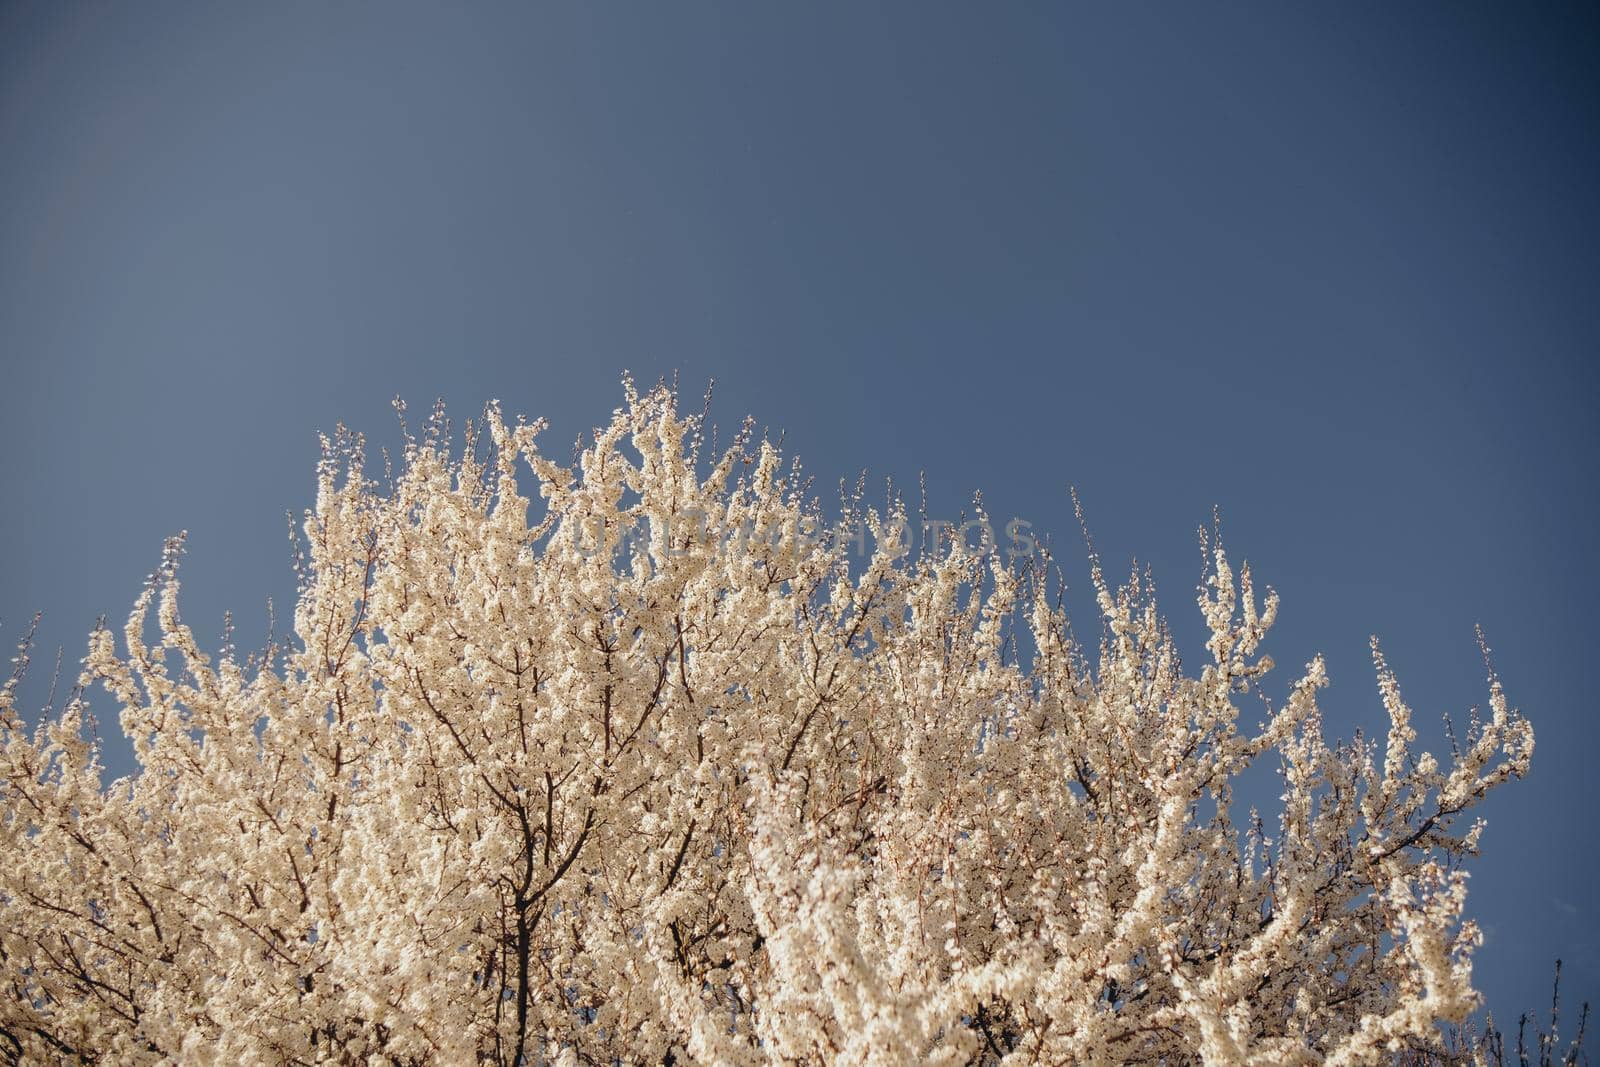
0 382 1533 1064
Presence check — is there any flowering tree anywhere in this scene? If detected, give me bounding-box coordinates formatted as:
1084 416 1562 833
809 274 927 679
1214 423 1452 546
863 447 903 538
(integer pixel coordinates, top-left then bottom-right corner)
0 383 1535 1065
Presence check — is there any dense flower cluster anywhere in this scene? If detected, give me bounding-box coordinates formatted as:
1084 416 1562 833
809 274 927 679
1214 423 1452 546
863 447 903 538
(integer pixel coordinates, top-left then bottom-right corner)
0 383 1533 1064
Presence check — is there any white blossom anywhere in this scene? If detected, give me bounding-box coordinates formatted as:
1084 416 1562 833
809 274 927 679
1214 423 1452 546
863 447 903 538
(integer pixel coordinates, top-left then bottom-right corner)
0 383 1533 1065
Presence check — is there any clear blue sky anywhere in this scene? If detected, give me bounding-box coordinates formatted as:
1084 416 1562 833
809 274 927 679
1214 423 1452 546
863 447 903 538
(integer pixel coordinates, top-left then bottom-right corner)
2 1 1595 1029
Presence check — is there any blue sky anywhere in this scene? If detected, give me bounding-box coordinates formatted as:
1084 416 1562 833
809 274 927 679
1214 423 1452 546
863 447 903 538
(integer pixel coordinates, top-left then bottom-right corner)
2 1 1596 1027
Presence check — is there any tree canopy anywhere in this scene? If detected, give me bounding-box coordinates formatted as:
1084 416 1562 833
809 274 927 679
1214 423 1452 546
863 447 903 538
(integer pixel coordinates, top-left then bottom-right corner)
0 383 1535 1064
